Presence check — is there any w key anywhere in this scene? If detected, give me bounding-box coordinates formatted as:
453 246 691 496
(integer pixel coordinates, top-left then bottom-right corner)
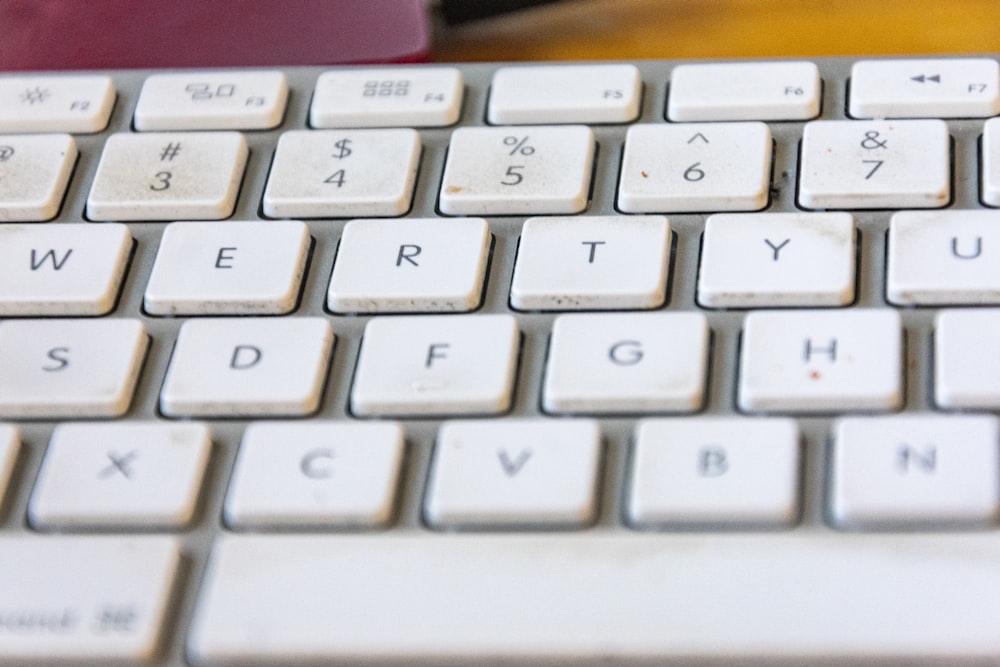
0 223 131 316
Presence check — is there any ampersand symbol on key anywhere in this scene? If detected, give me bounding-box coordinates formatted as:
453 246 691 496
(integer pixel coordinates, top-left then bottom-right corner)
860 131 887 150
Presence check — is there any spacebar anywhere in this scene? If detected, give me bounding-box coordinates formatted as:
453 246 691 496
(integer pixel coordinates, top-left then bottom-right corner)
189 533 1000 665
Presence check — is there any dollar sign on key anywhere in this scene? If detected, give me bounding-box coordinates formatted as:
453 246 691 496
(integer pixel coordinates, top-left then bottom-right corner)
332 138 353 159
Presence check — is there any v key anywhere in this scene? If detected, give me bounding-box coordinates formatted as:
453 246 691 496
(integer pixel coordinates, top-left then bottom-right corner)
425 420 602 529
497 449 532 477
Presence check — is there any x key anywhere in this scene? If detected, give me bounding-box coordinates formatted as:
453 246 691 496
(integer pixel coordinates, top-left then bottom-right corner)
29 422 211 529
98 449 139 479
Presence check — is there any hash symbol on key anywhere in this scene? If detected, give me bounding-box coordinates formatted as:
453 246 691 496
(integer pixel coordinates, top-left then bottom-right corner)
159 142 182 161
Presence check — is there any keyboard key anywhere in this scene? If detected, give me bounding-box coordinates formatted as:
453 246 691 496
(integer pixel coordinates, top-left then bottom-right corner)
439 125 594 215
424 419 601 528
0 133 77 221
190 533 1000 663
144 220 309 315
934 309 1000 409
887 210 1000 305
980 117 1000 207
542 312 708 414
849 58 1000 119
830 415 1000 528
134 70 288 130
738 309 902 413
311 68 463 128
159 318 333 418
224 422 404 529
617 122 772 212
798 119 950 209
628 418 800 528
351 314 519 417
509 215 670 310
327 217 490 313
0 319 147 418
0 536 178 662
487 64 641 124
0 425 18 512
667 61 820 121
0 223 131 316
698 212 856 307
29 422 211 529
86 132 248 221
262 128 420 218
0 75 114 133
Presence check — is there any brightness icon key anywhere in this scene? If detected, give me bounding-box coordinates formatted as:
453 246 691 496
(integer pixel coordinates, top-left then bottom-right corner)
0 75 115 133
86 132 248 221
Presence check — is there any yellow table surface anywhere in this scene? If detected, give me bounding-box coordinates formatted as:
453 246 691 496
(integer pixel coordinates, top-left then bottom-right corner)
432 0 1000 62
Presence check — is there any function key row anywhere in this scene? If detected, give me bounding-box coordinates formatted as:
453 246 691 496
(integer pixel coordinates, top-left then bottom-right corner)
1 58 998 134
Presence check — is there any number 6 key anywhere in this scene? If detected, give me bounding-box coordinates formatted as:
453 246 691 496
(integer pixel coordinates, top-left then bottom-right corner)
617 122 773 213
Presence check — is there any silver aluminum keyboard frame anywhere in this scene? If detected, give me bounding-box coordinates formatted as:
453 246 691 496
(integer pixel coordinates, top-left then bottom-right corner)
0 56 995 666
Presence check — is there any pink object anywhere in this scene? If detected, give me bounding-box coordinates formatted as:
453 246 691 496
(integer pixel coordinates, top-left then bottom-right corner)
0 0 430 70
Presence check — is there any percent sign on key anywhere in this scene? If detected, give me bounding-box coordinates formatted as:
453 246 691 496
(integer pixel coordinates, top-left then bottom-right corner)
504 136 535 156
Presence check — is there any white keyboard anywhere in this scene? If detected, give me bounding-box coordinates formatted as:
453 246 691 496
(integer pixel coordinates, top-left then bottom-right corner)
2 57 1000 666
